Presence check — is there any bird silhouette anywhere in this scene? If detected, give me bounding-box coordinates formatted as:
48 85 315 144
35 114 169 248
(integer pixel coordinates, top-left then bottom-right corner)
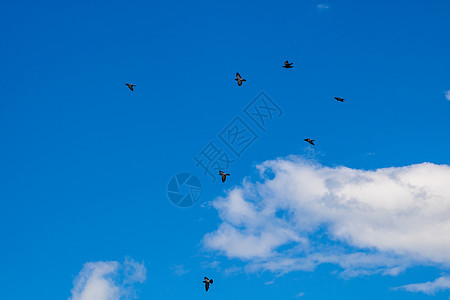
334 97 344 102
203 277 213 292
304 138 315 145
283 60 293 68
219 171 230 183
125 83 136 91
235 72 246 86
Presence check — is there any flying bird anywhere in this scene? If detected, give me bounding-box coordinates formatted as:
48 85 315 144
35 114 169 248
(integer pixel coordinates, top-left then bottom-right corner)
125 83 136 91
283 60 293 68
235 72 246 86
304 138 315 145
203 277 213 292
219 171 230 183
334 97 344 102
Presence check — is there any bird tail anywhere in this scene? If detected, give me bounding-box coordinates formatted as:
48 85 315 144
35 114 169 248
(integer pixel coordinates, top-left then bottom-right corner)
210 279 213 284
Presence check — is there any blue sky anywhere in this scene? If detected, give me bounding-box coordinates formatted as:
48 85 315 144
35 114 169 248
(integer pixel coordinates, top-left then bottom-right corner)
1 0 450 299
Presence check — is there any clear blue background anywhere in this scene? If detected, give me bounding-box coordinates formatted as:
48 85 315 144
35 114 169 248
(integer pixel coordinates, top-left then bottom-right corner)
1 0 450 299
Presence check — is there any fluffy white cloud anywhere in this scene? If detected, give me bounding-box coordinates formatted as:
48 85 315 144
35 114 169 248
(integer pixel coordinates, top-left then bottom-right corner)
446 90 450 101
69 258 146 300
396 275 450 295
203 157 450 276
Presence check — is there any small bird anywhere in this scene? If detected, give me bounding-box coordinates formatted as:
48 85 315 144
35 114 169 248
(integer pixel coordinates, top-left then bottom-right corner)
219 171 230 183
125 83 136 91
283 60 293 68
304 138 315 145
334 97 344 102
235 72 246 86
203 277 213 292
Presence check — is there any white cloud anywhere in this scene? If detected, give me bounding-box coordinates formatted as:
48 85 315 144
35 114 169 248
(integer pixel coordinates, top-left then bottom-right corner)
69 258 146 300
296 292 305 297
446 90 450 101
203 157 450 276
171 264 189 276
396 275 450 295
317 3 330 9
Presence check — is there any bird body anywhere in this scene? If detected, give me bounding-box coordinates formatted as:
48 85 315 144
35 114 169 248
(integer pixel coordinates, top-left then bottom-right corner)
219 171 230 183
304 138 315 145
235 72 246 86
203 277 213 292
334 97 344 102
283 60 293 68
125 83 136 91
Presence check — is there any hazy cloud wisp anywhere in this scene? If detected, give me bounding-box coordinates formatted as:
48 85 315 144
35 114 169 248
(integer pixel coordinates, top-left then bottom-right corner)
395 275 450 295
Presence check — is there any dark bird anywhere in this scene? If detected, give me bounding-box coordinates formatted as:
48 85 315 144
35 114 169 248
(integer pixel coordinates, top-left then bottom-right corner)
304 138 315 145
283 60 293 68
235 72 246 86
203 277 213 292
334 97 344 102
125 83 136 91
219 171 230 183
